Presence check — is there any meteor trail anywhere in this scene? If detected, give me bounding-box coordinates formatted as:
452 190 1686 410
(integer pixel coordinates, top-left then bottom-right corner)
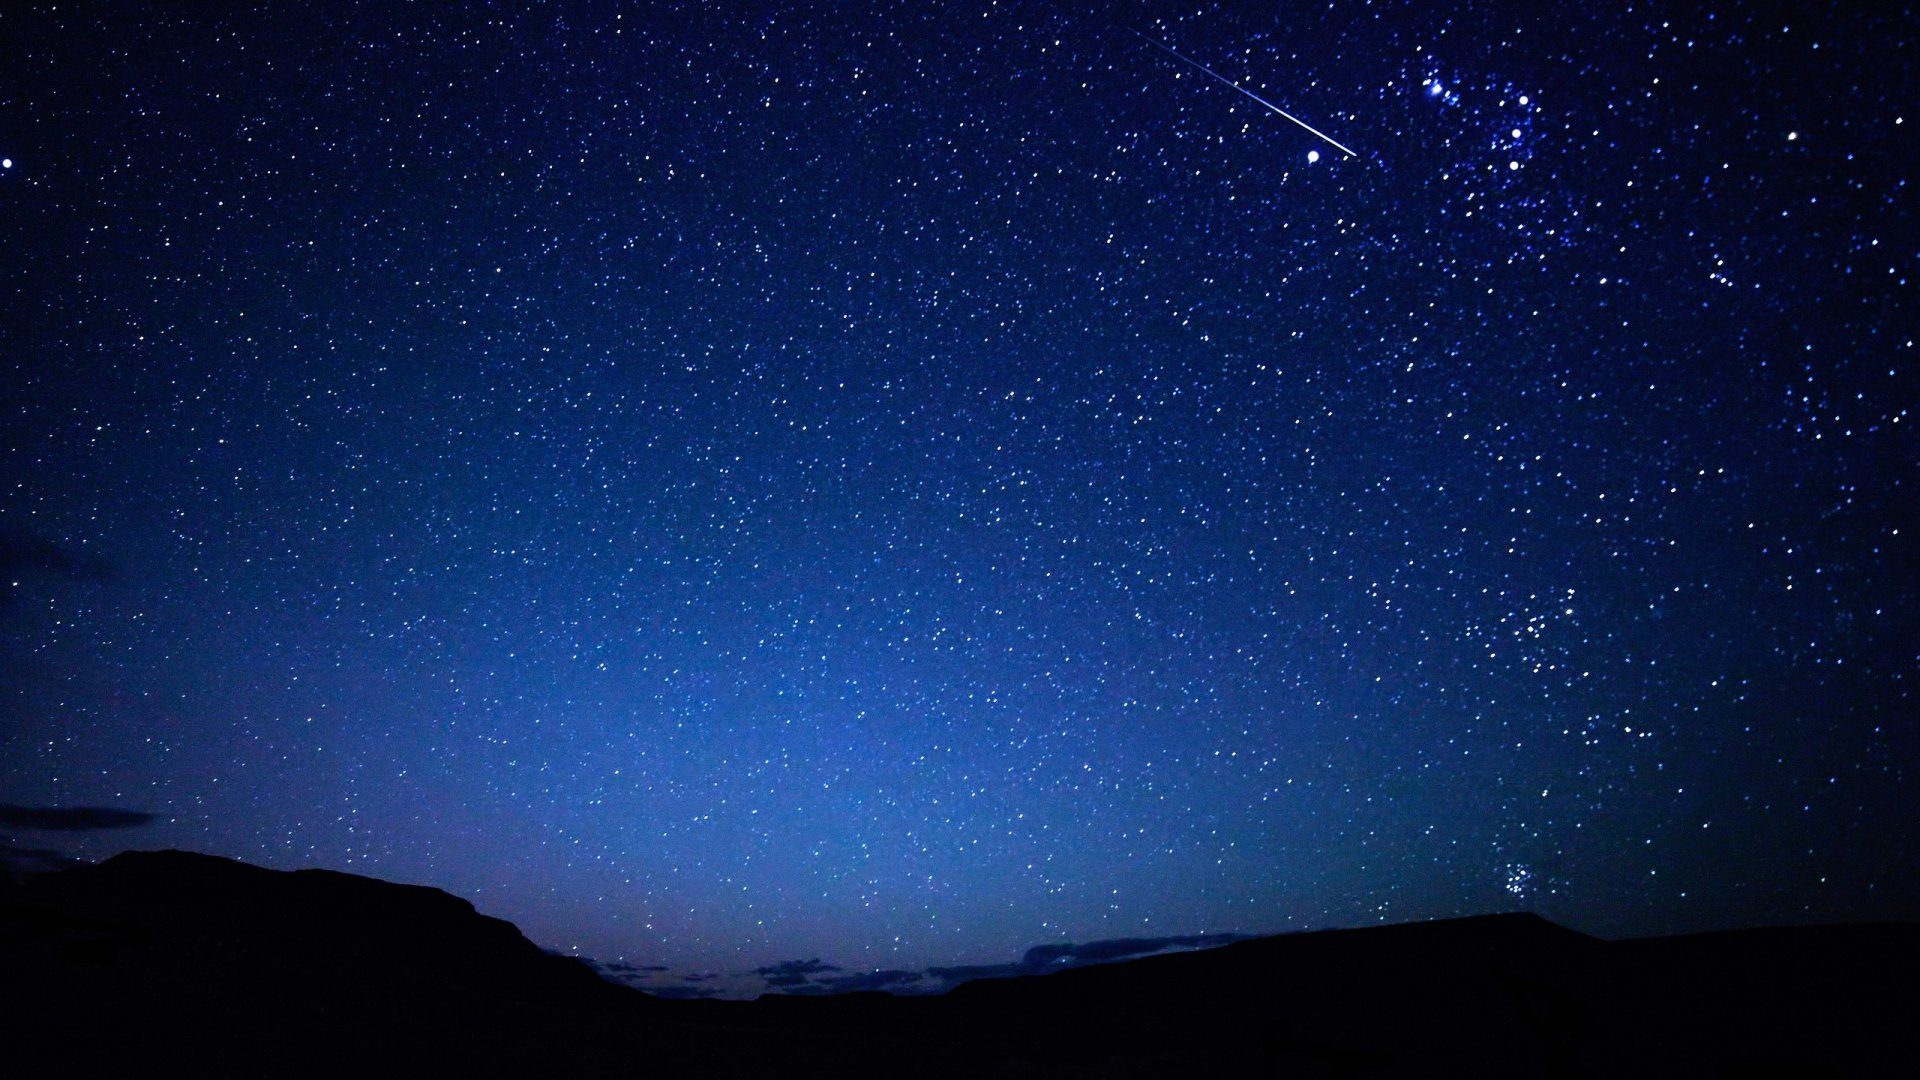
1134 31 1358 159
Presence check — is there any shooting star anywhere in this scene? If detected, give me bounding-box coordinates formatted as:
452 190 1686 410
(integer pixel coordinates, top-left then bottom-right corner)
1134 31 1358 159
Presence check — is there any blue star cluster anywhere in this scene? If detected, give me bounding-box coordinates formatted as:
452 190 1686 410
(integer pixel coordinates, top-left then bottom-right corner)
2 1 1913 978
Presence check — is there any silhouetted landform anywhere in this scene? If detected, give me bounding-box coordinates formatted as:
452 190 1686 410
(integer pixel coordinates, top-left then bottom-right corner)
3 850 1915 1078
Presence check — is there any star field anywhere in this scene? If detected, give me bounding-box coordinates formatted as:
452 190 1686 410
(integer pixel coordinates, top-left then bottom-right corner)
2 1 1914 981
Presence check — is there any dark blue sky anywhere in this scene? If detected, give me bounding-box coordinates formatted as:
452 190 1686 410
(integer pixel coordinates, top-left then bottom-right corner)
2 0 1913 987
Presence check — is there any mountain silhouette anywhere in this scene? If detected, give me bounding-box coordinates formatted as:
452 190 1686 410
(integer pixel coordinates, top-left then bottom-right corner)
0 850 663 1076
3 850 1914 1077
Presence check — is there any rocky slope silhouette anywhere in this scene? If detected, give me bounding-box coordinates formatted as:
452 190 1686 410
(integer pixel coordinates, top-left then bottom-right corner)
3 849 1914 1077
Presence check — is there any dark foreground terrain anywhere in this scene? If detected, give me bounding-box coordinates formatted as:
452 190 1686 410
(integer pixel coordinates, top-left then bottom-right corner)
2 851 1914 1078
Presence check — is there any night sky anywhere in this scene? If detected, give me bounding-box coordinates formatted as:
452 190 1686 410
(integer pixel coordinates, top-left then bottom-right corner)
2 1 1914 994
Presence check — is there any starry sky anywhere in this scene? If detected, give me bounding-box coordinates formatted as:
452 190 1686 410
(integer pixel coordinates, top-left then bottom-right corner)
2 1 1914 990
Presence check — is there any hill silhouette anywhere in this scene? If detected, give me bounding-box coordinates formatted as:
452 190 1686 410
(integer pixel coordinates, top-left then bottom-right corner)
3 850 1914 1077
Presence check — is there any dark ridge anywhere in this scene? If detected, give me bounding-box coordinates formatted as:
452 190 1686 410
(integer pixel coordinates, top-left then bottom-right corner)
2 850 1914 1078
0 849 682 1077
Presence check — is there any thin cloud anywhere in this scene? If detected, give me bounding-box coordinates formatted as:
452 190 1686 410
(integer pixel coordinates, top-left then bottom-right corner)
598 933 1256 999
639 985 723 1000
0 804 158 831
755 958 842 988
1020 933 1256 967
930 932 1256 988
815 969 930 994
0 841 89 876
583 959 673 985
926 962 1030 984
0 528 111 616
0 527 110 581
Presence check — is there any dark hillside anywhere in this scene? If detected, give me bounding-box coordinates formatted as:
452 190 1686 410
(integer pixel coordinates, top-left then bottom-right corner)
3 851 1914 1078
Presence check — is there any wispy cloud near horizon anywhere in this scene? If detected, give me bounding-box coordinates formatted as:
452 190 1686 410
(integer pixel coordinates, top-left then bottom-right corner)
0 804 160 831
592 931 1260 1000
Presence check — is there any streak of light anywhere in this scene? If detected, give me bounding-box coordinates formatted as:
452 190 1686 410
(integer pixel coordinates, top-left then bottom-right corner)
1134 31 1358 159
